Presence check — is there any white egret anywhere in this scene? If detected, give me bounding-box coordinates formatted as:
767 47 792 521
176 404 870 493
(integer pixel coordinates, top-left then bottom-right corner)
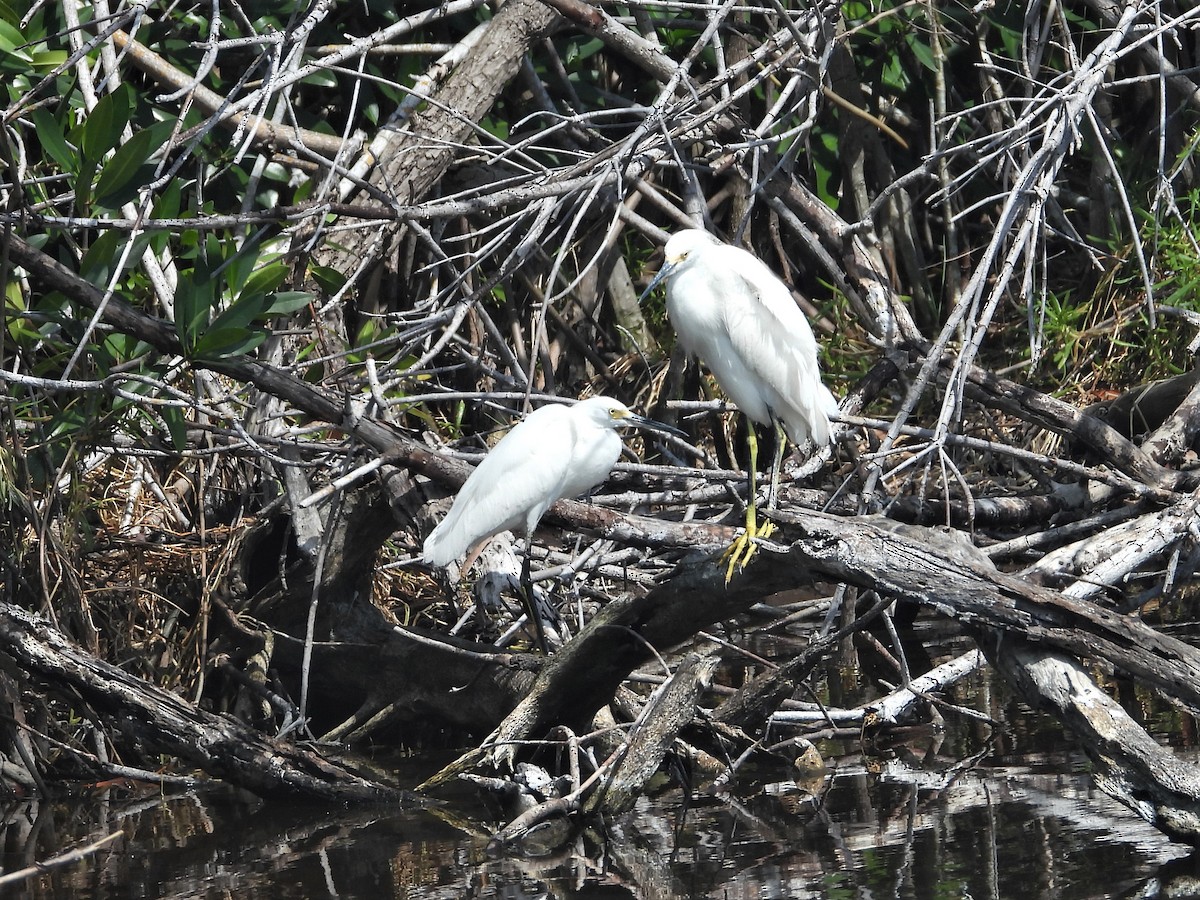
423 396 675 651
642 229 838 580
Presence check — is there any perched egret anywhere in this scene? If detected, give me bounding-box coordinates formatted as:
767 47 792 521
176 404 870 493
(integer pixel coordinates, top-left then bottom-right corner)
423 396 673 652
642 229 838 580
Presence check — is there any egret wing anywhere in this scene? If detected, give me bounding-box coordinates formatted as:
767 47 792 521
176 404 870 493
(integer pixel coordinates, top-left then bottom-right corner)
714 244 835 444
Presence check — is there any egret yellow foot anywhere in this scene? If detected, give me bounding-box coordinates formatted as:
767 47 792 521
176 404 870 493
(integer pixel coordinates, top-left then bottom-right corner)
722 424 775 582
722 506 775 582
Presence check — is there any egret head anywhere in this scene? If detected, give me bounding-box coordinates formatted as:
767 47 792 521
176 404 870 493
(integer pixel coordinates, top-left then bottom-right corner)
639 229 722 301
574 396 635 428
663 229 721 267
575 396 686 438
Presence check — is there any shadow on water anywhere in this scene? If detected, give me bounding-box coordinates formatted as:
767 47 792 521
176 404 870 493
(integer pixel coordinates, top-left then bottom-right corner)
2 751 1198 899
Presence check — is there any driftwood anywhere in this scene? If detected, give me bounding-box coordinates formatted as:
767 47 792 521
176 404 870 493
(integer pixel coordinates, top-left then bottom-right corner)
0 604 412 804
406 504 1200 839
993 641 1200 842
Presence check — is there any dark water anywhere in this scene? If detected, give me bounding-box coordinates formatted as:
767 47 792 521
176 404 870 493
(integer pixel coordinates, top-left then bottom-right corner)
2 748 1195 898
4 645 1199 898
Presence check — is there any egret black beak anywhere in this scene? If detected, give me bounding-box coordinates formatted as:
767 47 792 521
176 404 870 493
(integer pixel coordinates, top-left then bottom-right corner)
624 411 687 440
638 260 676 303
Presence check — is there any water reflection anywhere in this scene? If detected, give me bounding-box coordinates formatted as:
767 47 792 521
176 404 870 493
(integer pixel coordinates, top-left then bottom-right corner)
1 756 1193 900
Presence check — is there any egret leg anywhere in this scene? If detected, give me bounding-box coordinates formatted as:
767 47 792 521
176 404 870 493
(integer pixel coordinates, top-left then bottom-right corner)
721 425 776 582
766 419 787 511
518 539 550 654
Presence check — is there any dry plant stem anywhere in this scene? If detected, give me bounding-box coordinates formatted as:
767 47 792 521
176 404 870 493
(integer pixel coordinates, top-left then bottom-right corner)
321 0 563 278
711 596 891 732
536 0 922 344
764 650 990 728
111 31 345 156
12 231 734 552
1031 491 1200 602
989 503 1149 562
864 649 991 726
0 831 124 889
864 2 1146 506
1079 0 1200 114
953 356 1188 492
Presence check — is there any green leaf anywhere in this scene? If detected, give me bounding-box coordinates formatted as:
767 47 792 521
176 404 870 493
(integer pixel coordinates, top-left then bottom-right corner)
0 18 28 56
175 267 217 353
94 119 173 208
152 179 183 219
208 294 267 334
310 265 346 294
216 236 258 290
301 69 337 88
149 180 184 253
160 405 188 451
76 85 131 167
239 262 288 297
79 229 152 284
100 332 141 364
193 327 267 359
262 290 313 315
30 49 67 72
5 280 40 345
907 35 938 72
30 108 77 174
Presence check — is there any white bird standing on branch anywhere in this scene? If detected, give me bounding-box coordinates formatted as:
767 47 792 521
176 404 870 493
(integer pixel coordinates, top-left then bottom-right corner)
641 228 838 580
423 396 679 652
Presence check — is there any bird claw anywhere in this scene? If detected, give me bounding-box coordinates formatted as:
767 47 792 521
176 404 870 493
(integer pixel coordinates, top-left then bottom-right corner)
721 518 775 583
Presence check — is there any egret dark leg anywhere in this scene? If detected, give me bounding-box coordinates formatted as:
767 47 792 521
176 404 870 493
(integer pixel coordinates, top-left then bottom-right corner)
766 419 787 511
721 424 776 582
519 539 549 654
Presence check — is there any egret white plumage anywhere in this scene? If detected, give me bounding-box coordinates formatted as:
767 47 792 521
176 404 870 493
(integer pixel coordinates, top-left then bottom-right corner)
641 229 838 580
423 396 673 651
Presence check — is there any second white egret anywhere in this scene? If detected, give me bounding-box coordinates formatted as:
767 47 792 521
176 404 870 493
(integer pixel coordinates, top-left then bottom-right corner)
423 396 674 651
642 228 838 579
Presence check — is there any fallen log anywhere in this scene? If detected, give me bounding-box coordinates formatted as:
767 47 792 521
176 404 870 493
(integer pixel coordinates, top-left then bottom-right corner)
993 641 1200 843
0 604 414 804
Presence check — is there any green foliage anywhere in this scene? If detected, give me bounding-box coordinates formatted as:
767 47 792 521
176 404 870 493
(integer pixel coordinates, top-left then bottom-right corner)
1022 188 1200 395
175 247 315 360
1038 291 1091 375
94 119 175 209
1148 190 1200 312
